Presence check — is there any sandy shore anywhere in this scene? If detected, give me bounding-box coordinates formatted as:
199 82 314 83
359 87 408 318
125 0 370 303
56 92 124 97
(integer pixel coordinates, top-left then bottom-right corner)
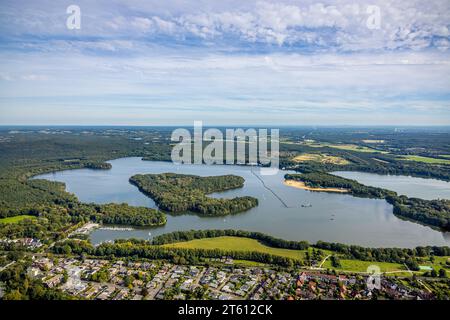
284 180 349 193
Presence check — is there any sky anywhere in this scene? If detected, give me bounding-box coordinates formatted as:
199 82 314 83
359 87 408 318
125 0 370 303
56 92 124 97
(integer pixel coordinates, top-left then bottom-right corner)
0 0 449 126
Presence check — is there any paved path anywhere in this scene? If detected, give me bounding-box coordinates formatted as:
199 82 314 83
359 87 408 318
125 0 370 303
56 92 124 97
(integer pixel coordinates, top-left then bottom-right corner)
0 261 15 272
319 255 331 268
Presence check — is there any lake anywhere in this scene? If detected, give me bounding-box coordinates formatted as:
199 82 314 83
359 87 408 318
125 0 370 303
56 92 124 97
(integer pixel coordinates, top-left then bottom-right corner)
333 171 450 200
34 157 450 248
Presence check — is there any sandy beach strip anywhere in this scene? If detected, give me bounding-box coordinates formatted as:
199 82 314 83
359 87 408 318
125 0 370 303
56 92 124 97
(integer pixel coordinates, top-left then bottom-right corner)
284 180 349 193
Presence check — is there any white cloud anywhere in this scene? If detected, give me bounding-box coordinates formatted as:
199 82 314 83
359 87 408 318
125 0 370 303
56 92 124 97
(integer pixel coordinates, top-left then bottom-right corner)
21 74 48 81
1 0 449 51
0 1 449 125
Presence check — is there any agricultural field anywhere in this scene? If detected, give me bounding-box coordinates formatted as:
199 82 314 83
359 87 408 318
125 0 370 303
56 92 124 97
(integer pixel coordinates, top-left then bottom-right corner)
283 140 386 153
292 153 350 165
0 215 36 224
305 142 385 153
400 155 450 165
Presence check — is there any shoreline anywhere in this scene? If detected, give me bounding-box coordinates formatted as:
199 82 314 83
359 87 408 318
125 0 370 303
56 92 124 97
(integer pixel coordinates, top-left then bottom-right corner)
284 180 349 193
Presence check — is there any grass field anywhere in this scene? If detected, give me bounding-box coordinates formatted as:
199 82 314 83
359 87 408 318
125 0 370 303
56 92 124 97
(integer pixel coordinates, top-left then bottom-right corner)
0 215 36 224
416 256 450 276
292 153 350 165
231 260 268 267
162 236 308 261
400 155 450 165
161 236 447 275
322 259 405 273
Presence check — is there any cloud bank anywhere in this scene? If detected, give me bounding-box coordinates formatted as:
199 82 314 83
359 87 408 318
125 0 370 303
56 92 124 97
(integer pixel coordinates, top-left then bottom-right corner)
0 0 449 125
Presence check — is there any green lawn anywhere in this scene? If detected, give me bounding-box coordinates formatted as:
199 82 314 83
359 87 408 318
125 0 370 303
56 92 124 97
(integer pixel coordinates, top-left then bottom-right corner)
0 215 36 224
232 260 268 267
400 155 450 165
162 236 308 261
322 259 405 273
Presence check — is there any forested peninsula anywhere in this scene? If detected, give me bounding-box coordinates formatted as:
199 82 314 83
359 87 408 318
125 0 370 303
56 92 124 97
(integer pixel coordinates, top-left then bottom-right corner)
130 173 258 216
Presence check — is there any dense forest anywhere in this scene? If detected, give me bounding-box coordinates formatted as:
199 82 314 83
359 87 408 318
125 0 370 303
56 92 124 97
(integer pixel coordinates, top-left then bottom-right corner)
389 196 450 230
0 129 174 239
91 203 166 227
0 130 172 211
285 172 450 230
130 173 258 216
85 162 113 170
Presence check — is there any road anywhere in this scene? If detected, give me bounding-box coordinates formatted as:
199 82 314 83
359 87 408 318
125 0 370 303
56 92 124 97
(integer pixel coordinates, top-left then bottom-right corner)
0 261 16 272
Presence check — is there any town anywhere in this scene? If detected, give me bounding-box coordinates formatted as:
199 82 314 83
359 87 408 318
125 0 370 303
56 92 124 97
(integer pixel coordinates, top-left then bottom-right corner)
21 255 442 300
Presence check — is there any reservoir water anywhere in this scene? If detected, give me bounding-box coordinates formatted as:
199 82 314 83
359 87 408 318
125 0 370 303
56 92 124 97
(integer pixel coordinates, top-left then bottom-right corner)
34 157 450 248
333 171 450 200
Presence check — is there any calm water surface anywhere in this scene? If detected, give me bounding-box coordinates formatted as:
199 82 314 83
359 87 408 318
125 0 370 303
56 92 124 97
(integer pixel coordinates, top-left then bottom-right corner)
34 157 450 248
333 171 450 200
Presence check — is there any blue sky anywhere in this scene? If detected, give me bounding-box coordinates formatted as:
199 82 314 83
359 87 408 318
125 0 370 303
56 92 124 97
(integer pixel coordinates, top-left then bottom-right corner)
0 0 449 125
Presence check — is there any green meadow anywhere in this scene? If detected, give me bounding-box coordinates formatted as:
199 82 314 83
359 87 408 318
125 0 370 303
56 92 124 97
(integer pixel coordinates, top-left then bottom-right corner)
0 215 36 224
400 155 450 165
